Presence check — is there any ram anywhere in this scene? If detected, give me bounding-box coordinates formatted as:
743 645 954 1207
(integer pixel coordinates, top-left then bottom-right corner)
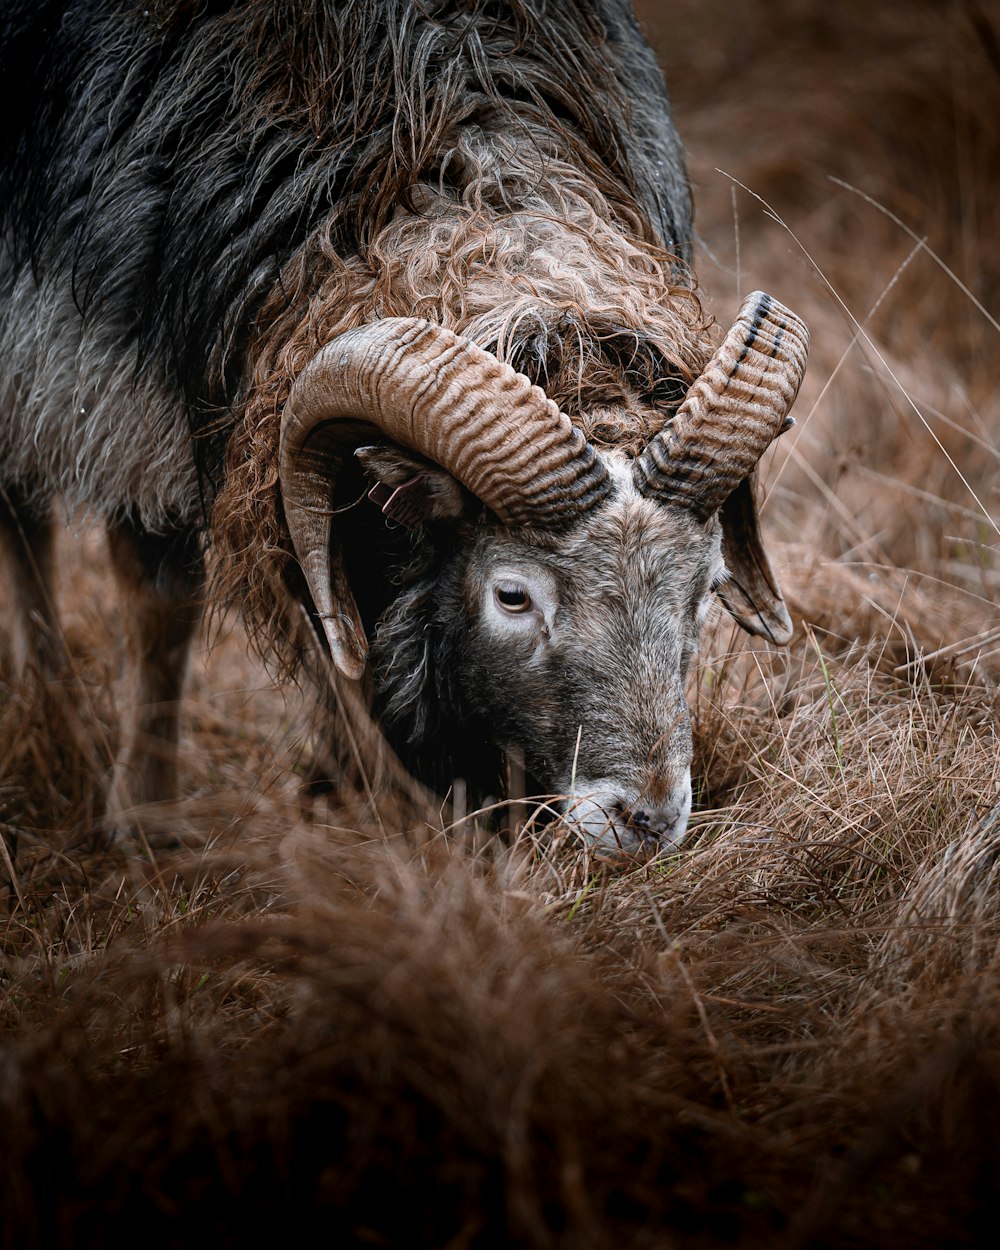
0 0 806 853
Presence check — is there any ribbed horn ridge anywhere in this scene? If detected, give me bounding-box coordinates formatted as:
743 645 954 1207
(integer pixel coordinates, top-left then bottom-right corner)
632 291 808 519
279 318 611 679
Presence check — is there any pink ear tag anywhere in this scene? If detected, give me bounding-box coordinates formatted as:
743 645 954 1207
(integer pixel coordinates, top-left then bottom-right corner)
367 474 429 530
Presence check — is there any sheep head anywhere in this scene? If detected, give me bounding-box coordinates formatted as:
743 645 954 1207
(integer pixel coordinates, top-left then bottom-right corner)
278 294 807 852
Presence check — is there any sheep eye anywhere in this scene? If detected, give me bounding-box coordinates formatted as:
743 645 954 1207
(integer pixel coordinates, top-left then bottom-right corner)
494 583 532 613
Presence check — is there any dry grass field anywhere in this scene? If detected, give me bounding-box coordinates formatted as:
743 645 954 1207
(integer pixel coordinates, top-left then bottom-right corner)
2 1 999 1246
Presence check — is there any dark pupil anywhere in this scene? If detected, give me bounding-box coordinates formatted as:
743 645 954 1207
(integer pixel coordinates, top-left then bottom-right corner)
497 586 528 608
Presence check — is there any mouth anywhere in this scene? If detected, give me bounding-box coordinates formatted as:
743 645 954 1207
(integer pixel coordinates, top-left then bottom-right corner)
560 775 692 856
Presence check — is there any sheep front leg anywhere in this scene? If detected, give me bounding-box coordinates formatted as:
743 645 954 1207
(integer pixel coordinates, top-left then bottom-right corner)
105 515 204 843
0 484 61 676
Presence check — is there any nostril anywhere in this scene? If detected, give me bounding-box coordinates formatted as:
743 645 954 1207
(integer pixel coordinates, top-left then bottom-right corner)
564 783 689 854
626 807 661 850
625 786 692 849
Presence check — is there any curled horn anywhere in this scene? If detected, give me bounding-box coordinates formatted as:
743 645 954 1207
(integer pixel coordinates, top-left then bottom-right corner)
279 317 611 679
632 291 808 518
633 292 808 646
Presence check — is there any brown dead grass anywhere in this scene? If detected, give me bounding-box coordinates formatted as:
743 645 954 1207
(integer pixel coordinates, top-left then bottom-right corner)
3 1 1000 1246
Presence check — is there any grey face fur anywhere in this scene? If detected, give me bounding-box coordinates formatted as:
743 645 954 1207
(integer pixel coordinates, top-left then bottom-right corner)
377 456 725 854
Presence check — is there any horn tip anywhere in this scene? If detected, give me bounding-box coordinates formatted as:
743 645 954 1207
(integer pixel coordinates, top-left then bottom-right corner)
318 616 368 682
331 643 367 683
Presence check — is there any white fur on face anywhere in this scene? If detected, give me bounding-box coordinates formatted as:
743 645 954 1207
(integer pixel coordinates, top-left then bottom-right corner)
564 768 693 854
458 457 724 850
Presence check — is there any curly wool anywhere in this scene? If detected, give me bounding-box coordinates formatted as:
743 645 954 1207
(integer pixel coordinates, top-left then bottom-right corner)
212 142 709 667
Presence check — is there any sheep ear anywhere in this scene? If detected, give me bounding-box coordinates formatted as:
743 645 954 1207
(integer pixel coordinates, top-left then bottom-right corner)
715 476 794 645
355 445 469 524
